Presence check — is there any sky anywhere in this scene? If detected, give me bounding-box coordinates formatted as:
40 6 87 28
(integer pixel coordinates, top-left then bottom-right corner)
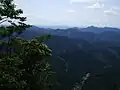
14 0 120 27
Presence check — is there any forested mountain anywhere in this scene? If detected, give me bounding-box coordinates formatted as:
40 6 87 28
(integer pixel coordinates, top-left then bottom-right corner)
2 25 120 90
16 26 120 90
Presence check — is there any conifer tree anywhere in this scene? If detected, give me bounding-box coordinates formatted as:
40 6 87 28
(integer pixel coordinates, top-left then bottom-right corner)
0 0 54 90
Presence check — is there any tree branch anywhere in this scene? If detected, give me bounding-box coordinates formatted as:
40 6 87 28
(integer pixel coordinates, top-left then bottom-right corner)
0 19 7 24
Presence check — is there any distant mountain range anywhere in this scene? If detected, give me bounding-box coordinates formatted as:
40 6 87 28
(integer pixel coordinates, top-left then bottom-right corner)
37 25 120 33
20 25 120 42
15 25 120 90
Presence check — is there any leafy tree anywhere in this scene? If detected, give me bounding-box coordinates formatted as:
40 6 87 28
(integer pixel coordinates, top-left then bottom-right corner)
0 0 55 90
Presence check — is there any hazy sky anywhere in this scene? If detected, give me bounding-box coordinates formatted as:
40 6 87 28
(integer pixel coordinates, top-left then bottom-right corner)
15 0 120 27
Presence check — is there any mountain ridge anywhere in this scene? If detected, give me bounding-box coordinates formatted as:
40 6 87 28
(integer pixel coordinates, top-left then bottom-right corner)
2 25 120 90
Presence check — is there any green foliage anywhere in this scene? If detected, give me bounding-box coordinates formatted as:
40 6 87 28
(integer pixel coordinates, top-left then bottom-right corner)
0 37 54 90
0 0 31 38
0 0 55 90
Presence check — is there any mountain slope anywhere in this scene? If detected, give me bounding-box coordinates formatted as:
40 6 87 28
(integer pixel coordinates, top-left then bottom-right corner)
2 25 120 90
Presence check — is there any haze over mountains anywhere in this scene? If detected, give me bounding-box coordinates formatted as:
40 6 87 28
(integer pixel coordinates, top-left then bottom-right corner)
19 25 120 90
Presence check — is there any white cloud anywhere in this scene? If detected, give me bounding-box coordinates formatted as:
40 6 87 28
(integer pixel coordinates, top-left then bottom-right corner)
104 8 119 15
104 10 118 15
87 2 104 9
